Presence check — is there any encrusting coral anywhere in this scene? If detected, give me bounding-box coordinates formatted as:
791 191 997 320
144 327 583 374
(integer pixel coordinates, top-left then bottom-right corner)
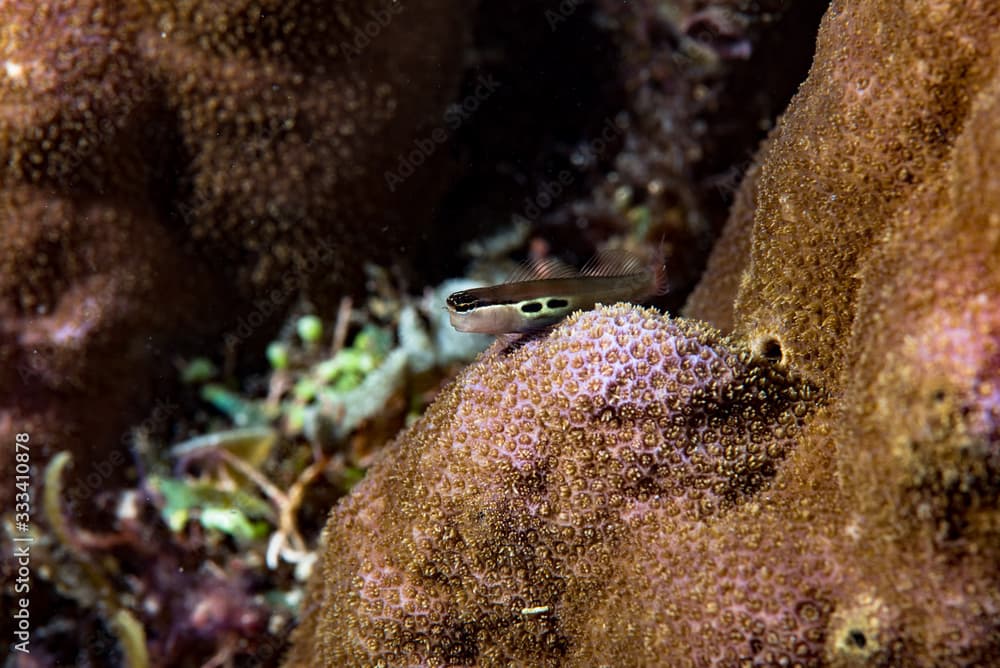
287 0 1000 665
286 304 825 665
0 0 469 485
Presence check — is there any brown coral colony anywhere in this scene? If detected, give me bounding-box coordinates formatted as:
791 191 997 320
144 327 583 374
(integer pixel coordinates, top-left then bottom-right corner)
0 0 467 489
287 0 1000 666
1 0 997 665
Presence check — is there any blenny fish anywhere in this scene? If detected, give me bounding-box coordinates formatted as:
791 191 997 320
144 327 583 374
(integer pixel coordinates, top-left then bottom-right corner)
446 248 667 334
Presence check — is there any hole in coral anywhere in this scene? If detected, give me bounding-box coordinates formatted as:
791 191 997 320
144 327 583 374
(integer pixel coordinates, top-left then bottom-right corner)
847 629 867 649
756 336 783 364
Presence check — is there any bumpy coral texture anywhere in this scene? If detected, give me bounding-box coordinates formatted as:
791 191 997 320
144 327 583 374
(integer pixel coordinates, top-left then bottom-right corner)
687 0 998 386
287 305 821 665
290 0 1000 665
0 0 467 481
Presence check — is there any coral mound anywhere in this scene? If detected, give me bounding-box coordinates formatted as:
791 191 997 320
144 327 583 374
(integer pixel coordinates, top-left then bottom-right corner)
0 0 468 484
286 304 823 665
288 0 1000 665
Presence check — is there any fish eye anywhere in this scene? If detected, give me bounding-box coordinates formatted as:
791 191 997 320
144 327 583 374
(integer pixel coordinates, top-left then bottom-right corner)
546 298 569 309
520 301 543 313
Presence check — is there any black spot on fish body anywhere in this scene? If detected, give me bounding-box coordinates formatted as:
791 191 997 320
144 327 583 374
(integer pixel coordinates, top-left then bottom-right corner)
546 298 569 309
520 301 543 313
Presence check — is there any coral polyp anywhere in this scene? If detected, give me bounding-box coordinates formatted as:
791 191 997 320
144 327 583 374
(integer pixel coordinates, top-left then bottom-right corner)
286 0 1000 664
286 305 824 665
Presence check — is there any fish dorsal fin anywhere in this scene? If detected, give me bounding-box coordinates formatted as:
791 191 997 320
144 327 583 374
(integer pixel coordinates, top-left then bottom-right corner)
505 256 579 283
580 249 644 277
